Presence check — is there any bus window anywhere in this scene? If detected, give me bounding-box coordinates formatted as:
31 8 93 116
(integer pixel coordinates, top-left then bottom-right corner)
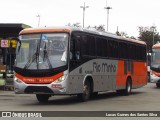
81 34 96 56
96 37 108 57
70 33 81 61
75 36 81 60
108 40 118 58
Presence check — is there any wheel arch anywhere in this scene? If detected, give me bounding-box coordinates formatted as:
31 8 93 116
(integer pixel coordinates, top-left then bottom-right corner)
83 75 94 92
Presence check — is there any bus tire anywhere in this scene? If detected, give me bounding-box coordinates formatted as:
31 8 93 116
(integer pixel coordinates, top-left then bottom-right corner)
91 92 98 98
117 78 132 96
36 94 50 103
77 80 91 102
124 79 132 95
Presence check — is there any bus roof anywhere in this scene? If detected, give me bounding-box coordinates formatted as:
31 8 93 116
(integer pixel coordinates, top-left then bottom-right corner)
152 42 160 49
19 26 146 45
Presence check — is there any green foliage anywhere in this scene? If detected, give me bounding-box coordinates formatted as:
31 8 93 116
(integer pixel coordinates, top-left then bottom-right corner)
116 31 121 36
116 31 136 39
87 25 105 32
117 32 128 37
66 23 81 27
138 26 160 52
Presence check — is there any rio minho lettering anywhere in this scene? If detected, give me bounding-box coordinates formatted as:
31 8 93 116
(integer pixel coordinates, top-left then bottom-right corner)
93 62 117 73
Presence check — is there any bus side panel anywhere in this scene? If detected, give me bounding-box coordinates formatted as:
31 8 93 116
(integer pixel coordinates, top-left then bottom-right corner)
67 74 84 94
133 62 147 88
68 59 119 94
116 60 147 90
116 60 127 89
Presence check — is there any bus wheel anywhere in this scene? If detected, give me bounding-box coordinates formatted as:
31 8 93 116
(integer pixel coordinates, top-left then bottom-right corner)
91 92 98 98
36 94 50 103
117 78 132 96
125 79 132 95
78 81 91 102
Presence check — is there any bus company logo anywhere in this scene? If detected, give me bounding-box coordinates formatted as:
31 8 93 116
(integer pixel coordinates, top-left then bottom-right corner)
93 62 117 73
35 78 53 83
23 78 53 83
35 79 40 82
23 78 35 82
2 112 11 117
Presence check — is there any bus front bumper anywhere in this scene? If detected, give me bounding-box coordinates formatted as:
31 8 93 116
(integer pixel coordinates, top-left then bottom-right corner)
150 74 160 83
14 81 67 95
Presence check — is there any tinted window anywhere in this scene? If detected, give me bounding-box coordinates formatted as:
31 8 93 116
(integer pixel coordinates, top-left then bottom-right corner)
108 39 118 58
119 42 128 59
81 34 96 56
70 32 81 60
96 37 108 57
136 45 146 61
128 44 136 60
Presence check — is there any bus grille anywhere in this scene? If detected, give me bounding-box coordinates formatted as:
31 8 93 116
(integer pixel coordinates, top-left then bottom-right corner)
24 86 53 94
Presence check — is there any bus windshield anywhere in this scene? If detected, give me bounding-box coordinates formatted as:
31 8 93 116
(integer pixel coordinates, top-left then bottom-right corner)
15 33 68 70
151 49 160 68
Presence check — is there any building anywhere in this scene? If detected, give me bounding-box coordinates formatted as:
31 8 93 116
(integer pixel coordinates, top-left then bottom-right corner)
0 23 31 87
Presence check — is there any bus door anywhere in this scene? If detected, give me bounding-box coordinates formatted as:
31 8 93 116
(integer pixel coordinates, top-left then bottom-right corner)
70 32 81 69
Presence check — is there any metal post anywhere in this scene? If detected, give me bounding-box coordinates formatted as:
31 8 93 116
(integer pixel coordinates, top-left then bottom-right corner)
153 29 154 45
37 15 40 27
104 0 112 31
151 26 155 45
80 2 89 28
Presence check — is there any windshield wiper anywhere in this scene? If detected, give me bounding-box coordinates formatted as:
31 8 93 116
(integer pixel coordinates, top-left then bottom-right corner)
24 41 53 69
24 44 39 69
43 42 52 69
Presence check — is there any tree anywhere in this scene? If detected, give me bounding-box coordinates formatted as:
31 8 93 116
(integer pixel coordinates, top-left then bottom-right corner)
116 30 121 36
66 23 81 27
96 25 105 32
138 26 160 52
116 31 129 38
130 36 136 40
87 25 105 32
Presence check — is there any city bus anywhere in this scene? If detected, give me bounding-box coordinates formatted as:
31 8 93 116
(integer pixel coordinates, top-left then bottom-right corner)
150 42 160 87
14 27 147 102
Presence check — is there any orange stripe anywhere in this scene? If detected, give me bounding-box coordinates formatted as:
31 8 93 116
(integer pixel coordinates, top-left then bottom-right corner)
152 46 160 49
15 72 63 84
20 28 70 34
152 70 160 77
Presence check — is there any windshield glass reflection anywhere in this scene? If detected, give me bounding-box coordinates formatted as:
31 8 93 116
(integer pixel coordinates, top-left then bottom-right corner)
16 33 68 70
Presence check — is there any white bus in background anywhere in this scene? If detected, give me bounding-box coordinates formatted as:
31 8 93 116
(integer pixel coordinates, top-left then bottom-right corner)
150 42 160 87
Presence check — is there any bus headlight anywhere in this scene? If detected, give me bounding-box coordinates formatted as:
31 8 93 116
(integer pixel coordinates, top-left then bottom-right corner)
14 77 23 83
54 75 67 83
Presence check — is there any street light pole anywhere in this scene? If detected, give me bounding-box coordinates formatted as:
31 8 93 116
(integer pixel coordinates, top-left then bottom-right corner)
151 26 156 45
80 2 89 28
37 15 40 27
104 0 112 31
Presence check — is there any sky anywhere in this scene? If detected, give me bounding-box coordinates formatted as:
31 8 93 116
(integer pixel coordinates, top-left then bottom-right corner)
0 0 160 37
